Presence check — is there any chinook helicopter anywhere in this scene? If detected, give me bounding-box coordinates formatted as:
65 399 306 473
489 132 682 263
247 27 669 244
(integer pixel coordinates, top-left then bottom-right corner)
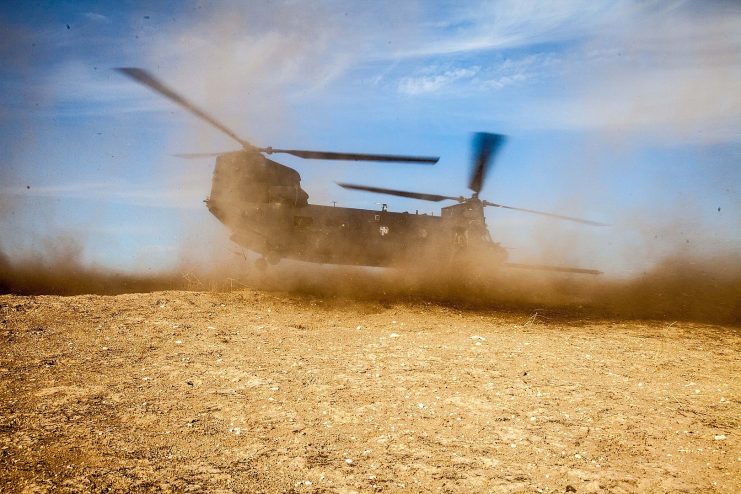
118 68 604 274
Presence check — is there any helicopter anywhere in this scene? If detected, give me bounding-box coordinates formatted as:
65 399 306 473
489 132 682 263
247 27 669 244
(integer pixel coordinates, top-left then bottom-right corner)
117 68 604 274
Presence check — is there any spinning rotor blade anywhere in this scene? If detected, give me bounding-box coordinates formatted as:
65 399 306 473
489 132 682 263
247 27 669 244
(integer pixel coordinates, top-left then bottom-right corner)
483 201 607 226
505 263 602 275
267 149 439 163
469 132 506 194
337 183 462 202
116 68 251 149
118 67 438 165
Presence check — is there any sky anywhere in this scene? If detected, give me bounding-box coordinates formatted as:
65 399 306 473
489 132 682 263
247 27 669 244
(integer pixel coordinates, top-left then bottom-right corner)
0 0 739 275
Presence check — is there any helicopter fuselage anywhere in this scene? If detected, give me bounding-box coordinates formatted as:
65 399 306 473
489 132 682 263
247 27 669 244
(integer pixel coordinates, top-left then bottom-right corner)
205 151 507 267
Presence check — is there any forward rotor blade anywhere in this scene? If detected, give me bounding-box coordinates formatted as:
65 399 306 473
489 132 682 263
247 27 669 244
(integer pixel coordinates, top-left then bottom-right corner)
483 201 607 226
337 183 461 202
116 68 251 149
269 149 439 163
469 132 506 194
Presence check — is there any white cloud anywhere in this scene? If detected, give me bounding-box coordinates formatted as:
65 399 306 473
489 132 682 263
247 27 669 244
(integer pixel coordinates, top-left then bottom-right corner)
511 8 741 143
398 66 480 95
391 0 618 58
386 2 741 143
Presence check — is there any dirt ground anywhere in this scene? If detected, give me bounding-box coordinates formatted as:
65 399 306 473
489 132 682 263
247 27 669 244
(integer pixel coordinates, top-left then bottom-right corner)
0 289 738 493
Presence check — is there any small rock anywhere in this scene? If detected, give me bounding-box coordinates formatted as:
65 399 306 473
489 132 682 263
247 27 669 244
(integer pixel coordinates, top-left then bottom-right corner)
356 325 363 330
175 340 182 345
565 485 577 493
389 333 400 338
470 335 486 341
714 434 727 441
345 458 353 465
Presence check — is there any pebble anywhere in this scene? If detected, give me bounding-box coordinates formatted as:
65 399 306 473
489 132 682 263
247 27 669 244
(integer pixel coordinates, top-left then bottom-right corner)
389 333 400 338
714 434 727 441
345 458 353 465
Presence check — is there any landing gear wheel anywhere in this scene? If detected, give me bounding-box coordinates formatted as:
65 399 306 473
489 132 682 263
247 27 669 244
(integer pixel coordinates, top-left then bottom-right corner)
255 257 268 271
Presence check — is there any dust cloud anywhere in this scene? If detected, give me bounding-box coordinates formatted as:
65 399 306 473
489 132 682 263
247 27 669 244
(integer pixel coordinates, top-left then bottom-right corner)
0 235 180 295
249 251 740 324
2 235 738 324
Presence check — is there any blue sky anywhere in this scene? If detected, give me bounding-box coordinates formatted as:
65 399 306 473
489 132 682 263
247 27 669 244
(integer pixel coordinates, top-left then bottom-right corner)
1 0 739 275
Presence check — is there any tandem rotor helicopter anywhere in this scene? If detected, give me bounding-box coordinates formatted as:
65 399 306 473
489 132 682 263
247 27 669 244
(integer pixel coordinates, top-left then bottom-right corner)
118 68 604 274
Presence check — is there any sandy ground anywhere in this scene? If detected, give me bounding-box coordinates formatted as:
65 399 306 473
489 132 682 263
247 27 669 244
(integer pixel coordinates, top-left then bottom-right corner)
0 289 738 493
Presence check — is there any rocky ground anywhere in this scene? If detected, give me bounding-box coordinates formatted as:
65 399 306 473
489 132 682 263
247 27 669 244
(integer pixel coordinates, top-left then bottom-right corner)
0 290 739 493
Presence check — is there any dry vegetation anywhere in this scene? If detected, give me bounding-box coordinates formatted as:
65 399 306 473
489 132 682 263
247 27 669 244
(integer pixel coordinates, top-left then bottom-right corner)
1 288 738 493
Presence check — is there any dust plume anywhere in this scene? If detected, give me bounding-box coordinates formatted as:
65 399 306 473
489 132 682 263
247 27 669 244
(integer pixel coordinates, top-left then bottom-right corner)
0 235 182 295
245 250 740 324
1 220 738 324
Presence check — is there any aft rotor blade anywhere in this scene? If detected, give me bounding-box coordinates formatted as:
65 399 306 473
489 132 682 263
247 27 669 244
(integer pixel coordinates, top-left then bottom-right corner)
269 149 439 163
505 263 602 275
469 132 506 194
483 201 607 226
337 183 461 202
116 68 251 149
